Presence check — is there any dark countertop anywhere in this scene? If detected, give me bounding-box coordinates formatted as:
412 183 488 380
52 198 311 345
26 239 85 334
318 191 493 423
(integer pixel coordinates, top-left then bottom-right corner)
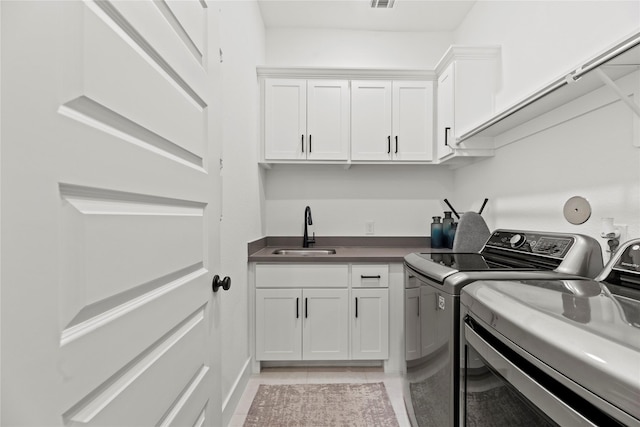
248 236 450 263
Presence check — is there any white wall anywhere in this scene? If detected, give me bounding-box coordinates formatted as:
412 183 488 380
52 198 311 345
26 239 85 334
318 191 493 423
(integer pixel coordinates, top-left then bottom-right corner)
454 0 640 113
265 28 453 68
219 1 265 423
265 165 454 236
264 28 456 236
452 1 640 258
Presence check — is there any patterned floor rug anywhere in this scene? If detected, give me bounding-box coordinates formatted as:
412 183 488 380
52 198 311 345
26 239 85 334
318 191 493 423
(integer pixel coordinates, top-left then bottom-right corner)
243 382 400 427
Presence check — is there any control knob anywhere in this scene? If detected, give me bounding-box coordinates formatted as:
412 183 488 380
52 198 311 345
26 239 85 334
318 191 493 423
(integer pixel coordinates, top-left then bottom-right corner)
510 234 527 248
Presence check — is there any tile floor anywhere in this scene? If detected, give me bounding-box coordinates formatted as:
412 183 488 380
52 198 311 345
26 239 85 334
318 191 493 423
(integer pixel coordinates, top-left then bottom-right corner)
228 366 411 427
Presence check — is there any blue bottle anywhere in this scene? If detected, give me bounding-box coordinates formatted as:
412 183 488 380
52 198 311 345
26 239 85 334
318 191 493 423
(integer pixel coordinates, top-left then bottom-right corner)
448 222 457 249
442 211 454 248
431 216 443 249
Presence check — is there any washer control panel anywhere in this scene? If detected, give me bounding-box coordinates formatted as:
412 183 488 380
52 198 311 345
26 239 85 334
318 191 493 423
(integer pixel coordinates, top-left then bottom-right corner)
613 241 640 274
485 230 575 258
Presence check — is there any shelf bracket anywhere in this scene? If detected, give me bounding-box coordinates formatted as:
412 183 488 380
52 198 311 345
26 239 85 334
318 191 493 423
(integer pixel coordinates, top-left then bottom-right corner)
594 68 640 118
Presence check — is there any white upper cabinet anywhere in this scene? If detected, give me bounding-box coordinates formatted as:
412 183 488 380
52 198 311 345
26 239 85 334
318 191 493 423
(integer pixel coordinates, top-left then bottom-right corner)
351 81 392 161
436 64 456 160
352 80 434 161
435 46 500 162
264 78 349 161
264 79 307 160
393 81 434 161
307 80 351 160
259 57 500 166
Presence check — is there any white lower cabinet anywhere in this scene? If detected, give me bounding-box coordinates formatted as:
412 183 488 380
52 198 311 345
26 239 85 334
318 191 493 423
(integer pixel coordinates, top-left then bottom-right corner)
351 288 389 360
255 288 349 361
303 289 349 360
255 263 389 362
255 288 302 361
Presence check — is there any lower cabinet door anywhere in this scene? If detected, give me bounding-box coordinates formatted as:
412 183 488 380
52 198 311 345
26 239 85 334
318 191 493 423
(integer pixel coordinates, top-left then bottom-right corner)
352 288 389 360
302 289 349 360
256 289 302 361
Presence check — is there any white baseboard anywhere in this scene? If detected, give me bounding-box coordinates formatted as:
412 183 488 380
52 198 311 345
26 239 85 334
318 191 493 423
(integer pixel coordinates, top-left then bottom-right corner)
260 360 383 369
222 357 252 427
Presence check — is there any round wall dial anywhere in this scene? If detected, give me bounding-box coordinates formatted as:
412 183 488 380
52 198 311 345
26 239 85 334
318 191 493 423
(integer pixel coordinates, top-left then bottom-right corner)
563 196 592 225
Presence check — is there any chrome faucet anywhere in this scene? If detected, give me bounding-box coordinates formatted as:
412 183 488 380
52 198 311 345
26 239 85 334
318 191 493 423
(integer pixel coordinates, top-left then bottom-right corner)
303 206 316 248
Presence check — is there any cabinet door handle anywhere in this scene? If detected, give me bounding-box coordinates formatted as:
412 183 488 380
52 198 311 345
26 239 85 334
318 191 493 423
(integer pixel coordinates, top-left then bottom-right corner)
417 296 420 317
355 297 358 318
387 136 391 154
296 297 299 318
444 127 451 146
305 298 308 318
395 136 398 153
361 275 381 279
301 134 304 152
309 135 312 153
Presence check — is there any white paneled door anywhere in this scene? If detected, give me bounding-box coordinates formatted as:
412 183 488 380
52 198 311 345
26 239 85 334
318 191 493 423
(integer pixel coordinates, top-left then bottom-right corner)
2 1 223 426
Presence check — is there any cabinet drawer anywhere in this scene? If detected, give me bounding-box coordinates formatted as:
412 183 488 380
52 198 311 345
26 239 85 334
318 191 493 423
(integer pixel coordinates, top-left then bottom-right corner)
351 265 389 288
256 264 349 288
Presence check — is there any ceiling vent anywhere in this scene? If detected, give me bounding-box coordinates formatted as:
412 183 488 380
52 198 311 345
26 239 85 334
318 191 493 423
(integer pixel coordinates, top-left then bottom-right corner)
371 0 395 8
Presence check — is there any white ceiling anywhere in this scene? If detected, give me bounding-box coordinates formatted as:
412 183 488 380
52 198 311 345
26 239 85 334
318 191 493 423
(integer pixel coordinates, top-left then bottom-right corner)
256 0 478 32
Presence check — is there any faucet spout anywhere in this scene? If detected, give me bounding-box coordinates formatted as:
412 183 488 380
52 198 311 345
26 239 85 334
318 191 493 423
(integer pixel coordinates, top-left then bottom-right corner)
303 206 316 248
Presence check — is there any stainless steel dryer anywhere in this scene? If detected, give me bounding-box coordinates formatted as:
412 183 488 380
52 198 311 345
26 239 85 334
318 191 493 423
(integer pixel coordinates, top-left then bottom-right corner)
459 238 640 426
403 229 603 427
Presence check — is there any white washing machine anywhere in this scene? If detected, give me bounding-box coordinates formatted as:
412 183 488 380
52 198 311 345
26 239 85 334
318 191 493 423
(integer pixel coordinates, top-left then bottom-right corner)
460 238 640 426
403 229 604 426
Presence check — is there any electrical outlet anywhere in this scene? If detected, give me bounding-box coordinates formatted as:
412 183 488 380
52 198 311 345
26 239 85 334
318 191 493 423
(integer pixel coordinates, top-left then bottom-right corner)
365 221 375 235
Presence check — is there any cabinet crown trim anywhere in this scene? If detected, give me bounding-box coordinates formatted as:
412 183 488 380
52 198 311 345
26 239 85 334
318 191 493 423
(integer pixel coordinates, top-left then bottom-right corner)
434 45 501 75
257 66 436 80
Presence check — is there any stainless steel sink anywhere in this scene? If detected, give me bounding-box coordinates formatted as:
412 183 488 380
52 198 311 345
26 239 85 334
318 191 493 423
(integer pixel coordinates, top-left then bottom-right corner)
272 248 336 255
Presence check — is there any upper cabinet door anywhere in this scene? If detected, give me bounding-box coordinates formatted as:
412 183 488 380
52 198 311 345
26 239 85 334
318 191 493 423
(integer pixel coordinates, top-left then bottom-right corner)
351 80 393 161
437 63 455 160
392 81 434 161
264 79 307 160
306 80 350 161
435 47 500 162
352 80 434 162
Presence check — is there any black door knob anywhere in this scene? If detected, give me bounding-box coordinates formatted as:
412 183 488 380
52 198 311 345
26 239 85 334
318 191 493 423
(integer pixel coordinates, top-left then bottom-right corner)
212 275 231 292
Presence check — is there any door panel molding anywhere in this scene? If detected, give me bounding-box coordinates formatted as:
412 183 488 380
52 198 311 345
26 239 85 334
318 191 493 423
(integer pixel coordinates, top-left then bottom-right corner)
157 0 206 63
63 307 207 424
87 0 206 109
59 97 205 170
